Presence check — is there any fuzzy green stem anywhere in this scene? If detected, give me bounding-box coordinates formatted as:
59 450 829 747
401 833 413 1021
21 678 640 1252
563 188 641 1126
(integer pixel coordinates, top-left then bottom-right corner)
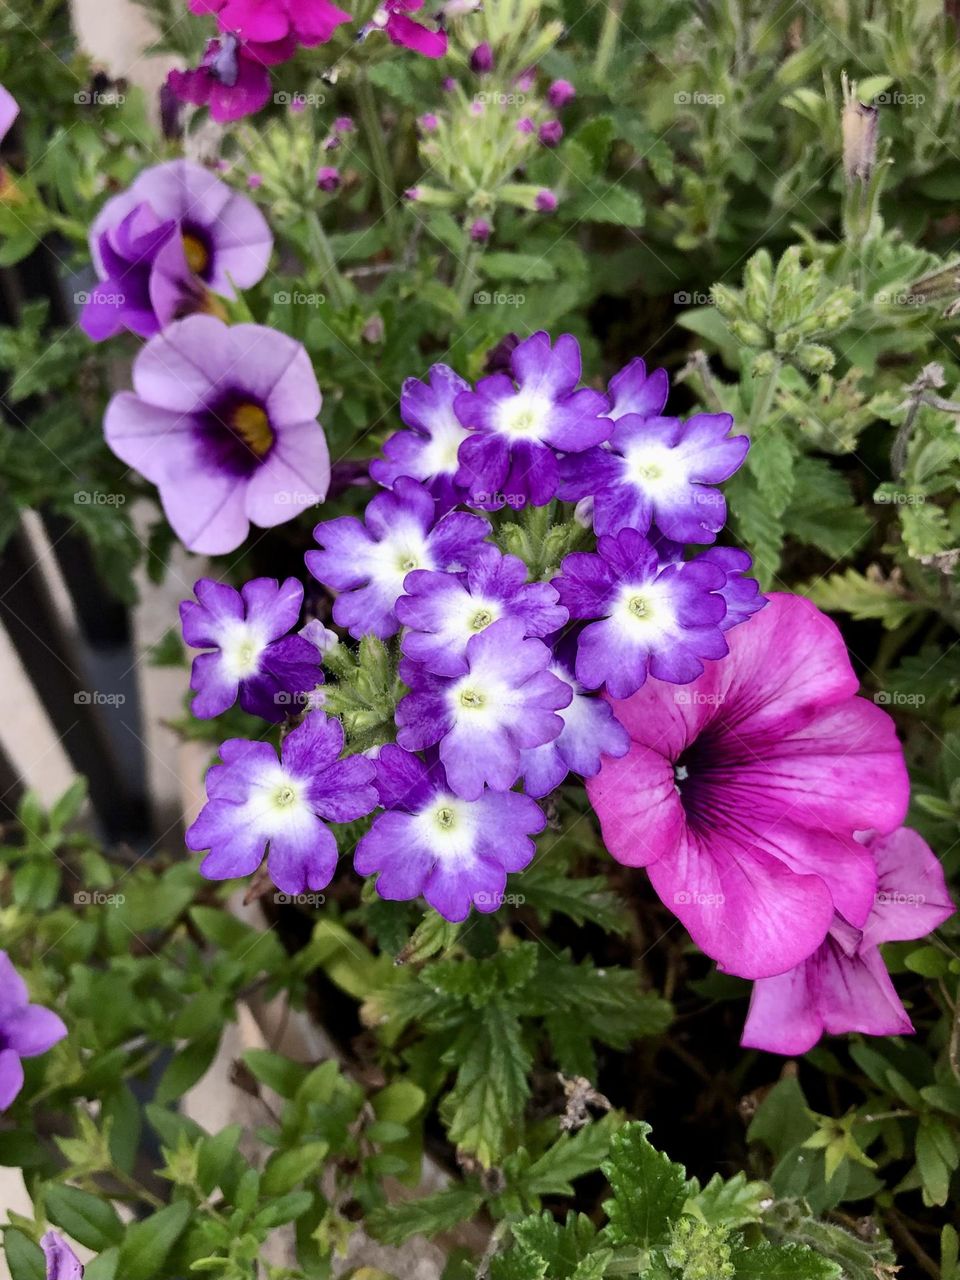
454 242 482 313
594 0 625 78
356 69 400 241
305 208 351 312
748 356 782 431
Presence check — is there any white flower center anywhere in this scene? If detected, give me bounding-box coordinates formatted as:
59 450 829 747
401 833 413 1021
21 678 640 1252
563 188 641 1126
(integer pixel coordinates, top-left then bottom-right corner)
447 670 510 728
623 443 683 494
218 621 267 680
420 414 470 477
613 580 677 640
364 522 435 596
496 388 553 441
413 792 479 860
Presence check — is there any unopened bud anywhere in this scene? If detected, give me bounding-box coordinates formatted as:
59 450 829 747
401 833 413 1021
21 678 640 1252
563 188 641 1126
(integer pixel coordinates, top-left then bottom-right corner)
841 71 878 184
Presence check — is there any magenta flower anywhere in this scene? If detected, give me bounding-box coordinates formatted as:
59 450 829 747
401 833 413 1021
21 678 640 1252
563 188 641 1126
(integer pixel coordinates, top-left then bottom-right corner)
354 745 545 921
168 31 294 122
41 1234 83 1280
453 331 611 508
553 528 731 697
0 952 66 1111
189 0 350 44
370 364 473 508
104 315 330 554
306 477 490 639
742 827 954 1054
83 159 272 341
180 577 323 721
396 543 568 676
0 84 19 145
559 410 749 543
547 79 576 109
364 0 448 57
587 594 910 979
186 713 378 894
395 618 572 799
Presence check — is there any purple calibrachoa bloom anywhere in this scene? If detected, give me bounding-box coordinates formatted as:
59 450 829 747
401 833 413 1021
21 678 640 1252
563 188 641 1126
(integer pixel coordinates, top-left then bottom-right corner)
559 410 749 543
104 314 330 554
306 477 490 640
41 1234 83 1280
553 529 729 699
83 160 271 341
186 712 377 894
0 952 66 1111
354 745 545 921
396 543 568 676
453 331 610 508
180 577 323 722
395 618 572 799
519 661 631 798
742 827 954 1054
370 364 473 508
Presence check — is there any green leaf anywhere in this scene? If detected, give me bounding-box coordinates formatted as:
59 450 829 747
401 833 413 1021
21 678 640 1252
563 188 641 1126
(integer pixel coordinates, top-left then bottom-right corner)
367 1185 486 1245
45 1185 124 1250
443 1001 531 1166
3 1231 45 1280
802 568 920 629
261 1142 329 1196
250 1191 315 1229
242 1050 308 1099
522 1114 621 1197
686 1171 769 1228
481 253 557 283
601 1122 687 1248
116 1202 192 1280
565 182 644 227
154 1034 221 1104
730 1240 841 1279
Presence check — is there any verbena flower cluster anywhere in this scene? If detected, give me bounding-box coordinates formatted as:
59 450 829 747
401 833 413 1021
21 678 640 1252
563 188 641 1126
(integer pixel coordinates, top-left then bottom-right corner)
177 330 953 1054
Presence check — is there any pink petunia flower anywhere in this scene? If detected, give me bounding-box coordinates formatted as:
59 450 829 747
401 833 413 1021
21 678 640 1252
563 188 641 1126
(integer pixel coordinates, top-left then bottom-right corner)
189 0 350 45
364 1 447 58
587 593 910 979
742 826 953 1054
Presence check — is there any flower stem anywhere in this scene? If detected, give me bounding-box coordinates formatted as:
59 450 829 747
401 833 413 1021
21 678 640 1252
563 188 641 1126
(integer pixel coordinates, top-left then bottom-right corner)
305 208 351 312
356 69 400 242
748 356 781 431
454 242 481 313
594 0 625 79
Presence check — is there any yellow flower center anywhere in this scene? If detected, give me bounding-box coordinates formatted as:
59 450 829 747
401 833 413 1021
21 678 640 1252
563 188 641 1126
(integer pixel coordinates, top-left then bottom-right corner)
182 232 210 275
459 688 486 709
230 403 274 457
628 595 652 619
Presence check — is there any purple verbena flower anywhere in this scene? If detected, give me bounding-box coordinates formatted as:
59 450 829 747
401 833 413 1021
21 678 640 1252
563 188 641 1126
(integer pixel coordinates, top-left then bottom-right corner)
354 745 545 921
547 79 576 109
559 410 749 543
553 528 729 698
395 617 572 799
396 543 568 676
655 540 765 633
519 660 630 797
606 356 669 421
82 159 271 342
185 712 377 894
0 952 66 1111
180 577 323 722
453 331 610 508
104 314 330 554
307 477 490 640
370 363 473 506
41 1234 83 1280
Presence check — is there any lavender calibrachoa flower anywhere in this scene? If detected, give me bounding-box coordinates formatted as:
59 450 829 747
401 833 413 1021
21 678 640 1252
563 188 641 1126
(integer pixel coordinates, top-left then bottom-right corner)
186 712 377 894
519 660 631 798
104 314 330 554
41 1234 83 1280
395 618 571 799
181 578 323 722
742 827 953 1054
354 745 545 921
553 528 730 699
306 476 489 639
370 364 472 508
83 160 272 341
559 409 749 543
453 331 610 508
588 594 910 979
0 952 66 1110
396 543 567 676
